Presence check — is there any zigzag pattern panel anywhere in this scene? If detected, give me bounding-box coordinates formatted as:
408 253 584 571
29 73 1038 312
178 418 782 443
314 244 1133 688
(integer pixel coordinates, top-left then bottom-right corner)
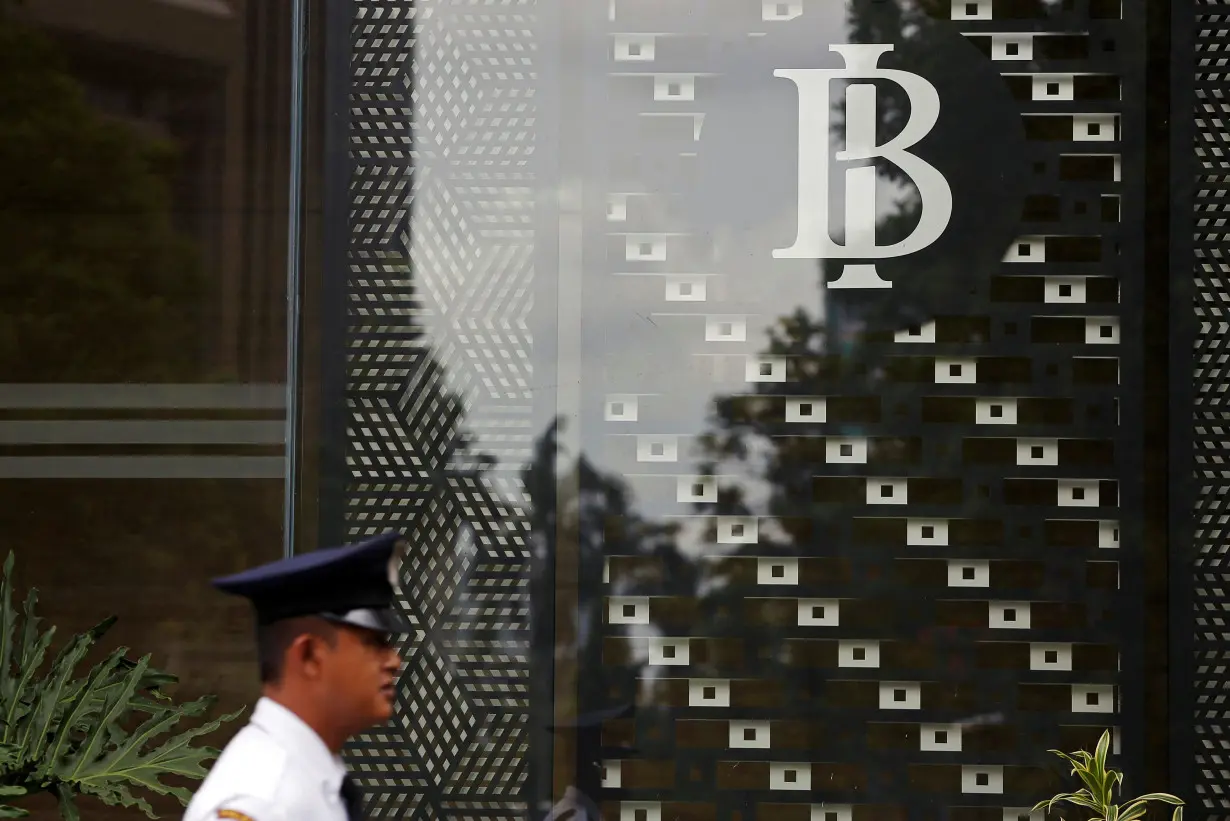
337 2 535 819
1193 1 1230 816
588 3 1141 821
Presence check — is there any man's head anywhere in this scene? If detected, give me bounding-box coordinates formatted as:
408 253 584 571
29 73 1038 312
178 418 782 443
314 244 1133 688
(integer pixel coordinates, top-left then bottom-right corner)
256 615 400 737
211 532 411 748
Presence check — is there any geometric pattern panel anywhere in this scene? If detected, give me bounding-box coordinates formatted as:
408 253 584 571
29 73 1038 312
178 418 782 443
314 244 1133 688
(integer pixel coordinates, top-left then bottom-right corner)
592 4 1140 821
1193 1 1230 816
334 2 535 820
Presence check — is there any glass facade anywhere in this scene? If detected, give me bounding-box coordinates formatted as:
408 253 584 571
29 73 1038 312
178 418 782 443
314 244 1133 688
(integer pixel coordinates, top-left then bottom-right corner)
0 2 293 819
1 0 1211 820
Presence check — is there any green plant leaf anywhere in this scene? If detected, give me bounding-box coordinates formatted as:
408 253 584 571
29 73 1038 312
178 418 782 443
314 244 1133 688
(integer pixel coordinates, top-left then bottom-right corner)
35 647 128 780
61 653 150 780
54 783 78 821
71 703 244 805
0 784 28 819
17 630 106 763
1039 735 1185 821
0 553 16 712
1130 794 1184 805
75 780 155 820
0 553 243 817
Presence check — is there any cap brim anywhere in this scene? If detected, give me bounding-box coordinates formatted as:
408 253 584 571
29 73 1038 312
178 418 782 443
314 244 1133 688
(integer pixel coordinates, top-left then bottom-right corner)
323 608 413 635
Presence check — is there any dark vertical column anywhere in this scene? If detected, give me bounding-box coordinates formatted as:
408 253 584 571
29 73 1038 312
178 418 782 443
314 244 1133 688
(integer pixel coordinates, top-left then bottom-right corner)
1167 0 1195 805
318 0 353 550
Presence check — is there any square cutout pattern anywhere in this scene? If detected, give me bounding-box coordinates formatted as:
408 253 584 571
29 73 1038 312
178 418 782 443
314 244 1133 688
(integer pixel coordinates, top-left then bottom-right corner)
853 647 866 660
922 525 935 538
962 566 976 580
703 686 716 700
840 444 853 456
1045 650 1059 664
976 772 990 786
935 730 948 744
744 727 756 741
894 688 907 702
624 604 636 617
812 605 825 619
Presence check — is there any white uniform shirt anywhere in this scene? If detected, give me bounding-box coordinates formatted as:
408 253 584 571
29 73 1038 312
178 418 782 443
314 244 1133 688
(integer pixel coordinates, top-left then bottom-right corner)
184 697 351 821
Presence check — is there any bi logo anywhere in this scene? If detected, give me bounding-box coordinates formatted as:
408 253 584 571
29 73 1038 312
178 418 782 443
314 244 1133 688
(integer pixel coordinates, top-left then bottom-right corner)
689 17 1027 308
775 44 951 289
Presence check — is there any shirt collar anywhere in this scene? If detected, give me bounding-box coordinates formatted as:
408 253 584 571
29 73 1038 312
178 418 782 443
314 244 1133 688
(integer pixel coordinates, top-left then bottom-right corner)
250 696 349 794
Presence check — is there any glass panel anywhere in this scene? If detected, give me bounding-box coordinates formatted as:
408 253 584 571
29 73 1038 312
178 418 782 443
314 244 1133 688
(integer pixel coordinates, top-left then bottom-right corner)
310 0 1152 819
0 2 290 818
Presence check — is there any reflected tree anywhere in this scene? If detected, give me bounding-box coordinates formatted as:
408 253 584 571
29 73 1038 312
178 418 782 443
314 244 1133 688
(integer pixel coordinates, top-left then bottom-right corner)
0 5 206 382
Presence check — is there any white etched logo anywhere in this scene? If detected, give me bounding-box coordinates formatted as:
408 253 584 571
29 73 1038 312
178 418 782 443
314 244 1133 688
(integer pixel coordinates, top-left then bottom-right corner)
774 44 953 289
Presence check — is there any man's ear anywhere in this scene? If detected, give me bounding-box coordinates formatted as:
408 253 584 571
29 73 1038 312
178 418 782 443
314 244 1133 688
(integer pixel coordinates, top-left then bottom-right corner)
287 631 330 680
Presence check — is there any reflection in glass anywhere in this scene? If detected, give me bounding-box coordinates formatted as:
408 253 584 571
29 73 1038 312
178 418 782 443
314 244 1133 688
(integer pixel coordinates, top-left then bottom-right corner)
0 3 290 819
321 0 1138 819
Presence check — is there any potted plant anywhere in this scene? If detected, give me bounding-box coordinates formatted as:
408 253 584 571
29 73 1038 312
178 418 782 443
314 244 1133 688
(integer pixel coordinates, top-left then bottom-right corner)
1034 730 1184 821
0 552 242 820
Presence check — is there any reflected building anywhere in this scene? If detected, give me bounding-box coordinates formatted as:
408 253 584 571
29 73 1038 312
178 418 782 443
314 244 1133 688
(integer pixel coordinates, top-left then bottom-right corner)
0 3 292 819
19 0 291 381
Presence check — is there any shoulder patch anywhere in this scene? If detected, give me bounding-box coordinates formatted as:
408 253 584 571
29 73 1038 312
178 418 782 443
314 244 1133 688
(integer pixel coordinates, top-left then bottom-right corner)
217 809 257 821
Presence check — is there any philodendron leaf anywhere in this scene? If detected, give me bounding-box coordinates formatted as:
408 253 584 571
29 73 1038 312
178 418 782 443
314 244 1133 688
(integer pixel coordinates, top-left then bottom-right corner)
0 785 28 820
35 647 128 781
19 631 105 764
54 783 78 821
71 702 245 806
0 553 244 817
0 553 16 711
75 781 155 820
0 603 55 746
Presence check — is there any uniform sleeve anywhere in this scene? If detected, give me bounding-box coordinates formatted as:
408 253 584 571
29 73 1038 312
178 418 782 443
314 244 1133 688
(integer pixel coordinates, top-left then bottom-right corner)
194 794 286 821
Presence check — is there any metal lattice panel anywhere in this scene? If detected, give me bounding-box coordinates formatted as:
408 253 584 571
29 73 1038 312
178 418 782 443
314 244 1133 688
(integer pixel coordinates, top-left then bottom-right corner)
1193 1 1230 815
336 1 535 819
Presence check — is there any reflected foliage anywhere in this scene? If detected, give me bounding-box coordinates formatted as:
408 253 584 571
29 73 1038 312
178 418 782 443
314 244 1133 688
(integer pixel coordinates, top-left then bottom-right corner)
0 7 206 382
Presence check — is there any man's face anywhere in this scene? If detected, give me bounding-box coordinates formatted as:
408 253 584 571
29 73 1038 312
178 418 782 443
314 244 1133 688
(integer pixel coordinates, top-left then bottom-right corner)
321 623 401 730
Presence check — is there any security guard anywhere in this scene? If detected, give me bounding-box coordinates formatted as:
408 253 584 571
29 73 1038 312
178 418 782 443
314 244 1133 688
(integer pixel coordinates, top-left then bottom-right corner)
184 532 409 821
